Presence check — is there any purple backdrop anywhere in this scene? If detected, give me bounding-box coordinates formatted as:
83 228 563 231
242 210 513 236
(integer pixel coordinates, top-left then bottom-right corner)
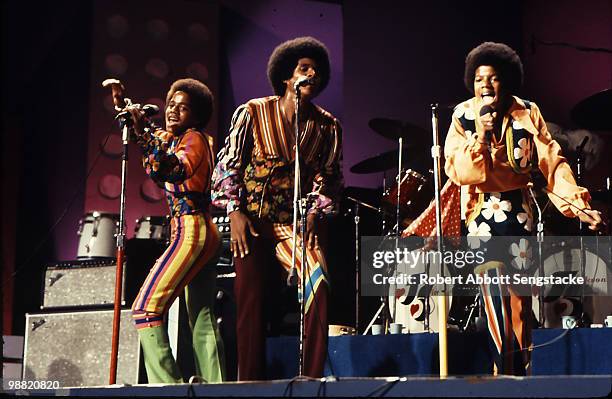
4 0 611 335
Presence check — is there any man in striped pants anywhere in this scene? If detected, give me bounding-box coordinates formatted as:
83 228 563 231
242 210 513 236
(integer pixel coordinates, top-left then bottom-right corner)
129 78 225 383
212 37 343 380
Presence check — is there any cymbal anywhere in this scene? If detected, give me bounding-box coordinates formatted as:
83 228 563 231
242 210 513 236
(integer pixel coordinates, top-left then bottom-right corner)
369 118 429 141
350 150 425 174
570 88 612 131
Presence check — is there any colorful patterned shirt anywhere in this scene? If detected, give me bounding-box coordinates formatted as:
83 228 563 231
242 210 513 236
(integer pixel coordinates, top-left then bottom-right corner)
133 127 214 217
444 96 591 223
212 96 343 223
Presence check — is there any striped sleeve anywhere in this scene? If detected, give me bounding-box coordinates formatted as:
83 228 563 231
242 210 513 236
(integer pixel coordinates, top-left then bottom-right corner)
310 118 344 215
211 104 254 213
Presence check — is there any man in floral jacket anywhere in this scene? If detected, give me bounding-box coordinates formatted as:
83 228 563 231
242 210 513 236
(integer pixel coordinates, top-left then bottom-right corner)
444 42 601 375
211 36 343 380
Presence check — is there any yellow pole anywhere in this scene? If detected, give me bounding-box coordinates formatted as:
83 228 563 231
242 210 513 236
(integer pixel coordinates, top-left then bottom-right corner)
438 294 448 378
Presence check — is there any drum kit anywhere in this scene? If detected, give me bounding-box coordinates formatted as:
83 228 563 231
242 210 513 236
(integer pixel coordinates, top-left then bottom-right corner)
77 213 171 259
348 89 612 334
348 118 433 232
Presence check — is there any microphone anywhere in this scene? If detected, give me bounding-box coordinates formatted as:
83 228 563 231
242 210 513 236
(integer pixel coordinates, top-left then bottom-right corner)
115 104 160 120
479 105 495 118
294 76 314 90
479 103 495 149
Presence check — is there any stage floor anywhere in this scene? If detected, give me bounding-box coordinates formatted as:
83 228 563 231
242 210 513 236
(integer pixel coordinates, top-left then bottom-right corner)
3 375 611 397
5 328 611 397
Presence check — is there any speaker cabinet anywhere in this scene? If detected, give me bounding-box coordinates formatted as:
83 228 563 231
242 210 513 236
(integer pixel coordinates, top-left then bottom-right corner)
41 259 125 309
23 309 140 387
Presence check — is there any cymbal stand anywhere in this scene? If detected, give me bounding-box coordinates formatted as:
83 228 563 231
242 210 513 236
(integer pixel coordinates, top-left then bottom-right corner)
346 196 387 334
354 201 360 333
528 183 545 327
575 142 587 326
390 137 403 324
381 171 388 234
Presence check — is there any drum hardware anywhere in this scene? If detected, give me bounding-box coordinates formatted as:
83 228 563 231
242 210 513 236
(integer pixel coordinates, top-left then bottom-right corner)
454 294 482 333
382 169 433 224
571 89 611 324
353 117 432 334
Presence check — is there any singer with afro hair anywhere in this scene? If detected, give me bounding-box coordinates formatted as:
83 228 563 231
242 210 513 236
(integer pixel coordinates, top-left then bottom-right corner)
165 78 214 130
126 78 226 384
212 36 343 380
267 36 331 96
464 41 524 95
438 41 602 376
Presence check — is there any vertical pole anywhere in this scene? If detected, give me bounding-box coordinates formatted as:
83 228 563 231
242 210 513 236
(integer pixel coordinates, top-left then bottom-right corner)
109 125 129 384
430 104 448 378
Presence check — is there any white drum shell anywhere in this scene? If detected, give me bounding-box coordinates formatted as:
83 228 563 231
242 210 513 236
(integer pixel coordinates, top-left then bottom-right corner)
388 249 452 333
77 213 119 258
134 216 170 240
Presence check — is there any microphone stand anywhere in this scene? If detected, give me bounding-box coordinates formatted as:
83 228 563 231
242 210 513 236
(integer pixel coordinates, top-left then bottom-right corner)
528 184 545 327
109 112 130 384
430 103 448 378
287 83 306 377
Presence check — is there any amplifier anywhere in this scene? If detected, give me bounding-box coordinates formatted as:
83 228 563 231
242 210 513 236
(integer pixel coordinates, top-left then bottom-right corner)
23 309 140 387
211 211 233 271
211 214 231 237
41 258 125 309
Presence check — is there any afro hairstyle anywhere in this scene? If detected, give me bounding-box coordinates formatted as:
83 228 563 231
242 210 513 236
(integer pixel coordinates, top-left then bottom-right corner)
267 36 330 96
464 42 524 95
165 78 214 129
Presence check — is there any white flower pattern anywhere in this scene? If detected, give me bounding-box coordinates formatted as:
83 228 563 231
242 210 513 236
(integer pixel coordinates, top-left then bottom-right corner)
512 119 524 130
510 238 532 270
467 221 492 249
513 137 532 168
481 193 512 223
516 202 533 232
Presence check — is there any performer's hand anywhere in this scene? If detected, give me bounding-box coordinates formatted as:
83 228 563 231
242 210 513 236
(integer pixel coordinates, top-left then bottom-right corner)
477 111 497 143
305 213 320 250
578 208 603 231
126 107 146 136
229 210 259 258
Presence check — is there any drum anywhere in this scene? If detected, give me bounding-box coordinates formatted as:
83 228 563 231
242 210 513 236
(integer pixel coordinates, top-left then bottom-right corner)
388 248 453 333
382 169 433 222
77 212 119 258
532 246 611 327
134 216 170 241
